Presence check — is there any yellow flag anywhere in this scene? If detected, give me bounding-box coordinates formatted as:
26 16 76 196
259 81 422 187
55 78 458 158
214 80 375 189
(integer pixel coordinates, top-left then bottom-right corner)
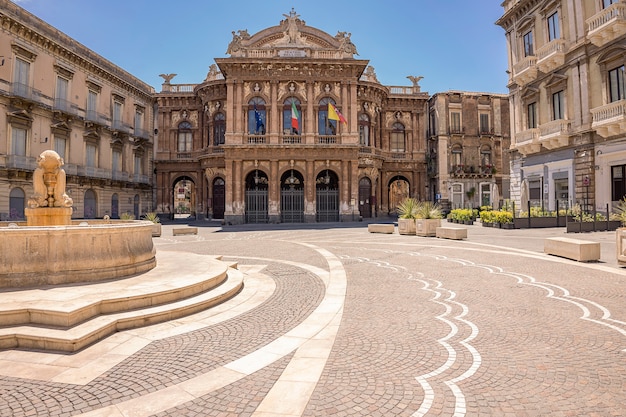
328 103 347 124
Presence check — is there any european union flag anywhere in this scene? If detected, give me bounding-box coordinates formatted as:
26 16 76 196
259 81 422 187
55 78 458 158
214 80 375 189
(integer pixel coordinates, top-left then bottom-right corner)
254 104 264 134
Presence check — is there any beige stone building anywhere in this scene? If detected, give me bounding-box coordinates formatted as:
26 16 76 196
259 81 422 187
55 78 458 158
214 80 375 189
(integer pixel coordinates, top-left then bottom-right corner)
497 0 626 214
427 91 510 211
155 10 431 224
0 0 155 221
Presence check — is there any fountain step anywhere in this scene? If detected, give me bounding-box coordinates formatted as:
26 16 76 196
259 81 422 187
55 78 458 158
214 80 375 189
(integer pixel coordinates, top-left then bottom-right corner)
0 251 244 352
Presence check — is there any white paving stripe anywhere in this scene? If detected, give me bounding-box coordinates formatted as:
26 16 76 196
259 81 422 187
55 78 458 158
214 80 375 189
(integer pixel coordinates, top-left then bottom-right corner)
76 242 346 417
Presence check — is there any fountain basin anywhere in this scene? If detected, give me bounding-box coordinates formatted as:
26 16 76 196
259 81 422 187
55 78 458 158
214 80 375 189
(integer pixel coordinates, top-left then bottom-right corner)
0 220 156 289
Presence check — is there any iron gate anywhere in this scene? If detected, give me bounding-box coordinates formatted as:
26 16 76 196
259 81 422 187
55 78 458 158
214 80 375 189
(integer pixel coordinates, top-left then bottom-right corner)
281 188 304 223
316 189 339 222
245 189 268 223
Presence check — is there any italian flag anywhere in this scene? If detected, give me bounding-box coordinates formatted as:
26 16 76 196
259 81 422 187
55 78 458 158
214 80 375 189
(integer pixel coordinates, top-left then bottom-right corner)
291 102 299 131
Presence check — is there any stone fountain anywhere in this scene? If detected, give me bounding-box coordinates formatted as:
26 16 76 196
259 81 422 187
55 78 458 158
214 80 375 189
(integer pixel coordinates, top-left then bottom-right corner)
0 150 156 289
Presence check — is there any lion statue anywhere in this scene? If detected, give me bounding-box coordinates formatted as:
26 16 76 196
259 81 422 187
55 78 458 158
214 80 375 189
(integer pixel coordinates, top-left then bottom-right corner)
28 150 73 208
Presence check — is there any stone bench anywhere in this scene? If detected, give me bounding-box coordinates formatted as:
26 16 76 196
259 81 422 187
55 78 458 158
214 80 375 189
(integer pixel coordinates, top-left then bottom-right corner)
172 227 198 236
436 226 467 240
544 237 600 262
368 223 395 234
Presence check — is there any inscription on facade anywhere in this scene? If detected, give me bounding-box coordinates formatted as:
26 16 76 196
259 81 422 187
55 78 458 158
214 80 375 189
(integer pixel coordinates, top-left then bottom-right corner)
278 49 306 58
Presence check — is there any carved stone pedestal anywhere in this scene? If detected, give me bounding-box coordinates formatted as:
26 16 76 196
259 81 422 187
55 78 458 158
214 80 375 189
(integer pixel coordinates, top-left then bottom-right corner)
25 207 73 226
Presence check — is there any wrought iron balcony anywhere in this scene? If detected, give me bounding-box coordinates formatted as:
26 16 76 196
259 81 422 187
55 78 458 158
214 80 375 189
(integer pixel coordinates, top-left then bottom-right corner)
587 3 626 47
591 100 626 138
85 110 110 127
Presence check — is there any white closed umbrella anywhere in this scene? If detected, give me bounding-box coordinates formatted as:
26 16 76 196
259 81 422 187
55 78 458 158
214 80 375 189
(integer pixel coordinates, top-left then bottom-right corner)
492 184 499 210
520 179 529 214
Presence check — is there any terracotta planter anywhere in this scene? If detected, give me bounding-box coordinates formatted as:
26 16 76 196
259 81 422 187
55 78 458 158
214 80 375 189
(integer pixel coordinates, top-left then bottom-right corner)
616 228 626 266
398 218 416 235
415 218 441 237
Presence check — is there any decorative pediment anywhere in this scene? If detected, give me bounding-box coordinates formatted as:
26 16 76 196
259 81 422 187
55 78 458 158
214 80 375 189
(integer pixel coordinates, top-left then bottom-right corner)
226 8 358 59
545 73 567 88
521 86 539 100
51 120 71 135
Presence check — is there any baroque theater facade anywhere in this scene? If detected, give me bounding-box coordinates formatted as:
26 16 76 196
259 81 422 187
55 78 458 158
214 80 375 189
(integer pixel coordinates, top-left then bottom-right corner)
155 10 430 224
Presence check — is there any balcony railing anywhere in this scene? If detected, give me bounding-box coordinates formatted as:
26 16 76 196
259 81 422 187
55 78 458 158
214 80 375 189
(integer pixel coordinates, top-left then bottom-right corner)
11 82 38 101
6 155 37 170
247 135 266 144
539 119 570 149
161 84 196 93
591 99 626 137
536 39 566 73
85 110 110 126
53 98 79 115
450 164 494 178
78 166 112 179
133 128 151 140
512 55 537 86
111 120 131 134
587 3 626 47
112 171 130 182
317 135 338 144
514 128 541 154
133 174 150 184
282 135 302 144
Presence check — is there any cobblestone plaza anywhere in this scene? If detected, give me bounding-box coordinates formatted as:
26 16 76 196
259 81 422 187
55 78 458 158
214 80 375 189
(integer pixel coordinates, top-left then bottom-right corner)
1 222 624 416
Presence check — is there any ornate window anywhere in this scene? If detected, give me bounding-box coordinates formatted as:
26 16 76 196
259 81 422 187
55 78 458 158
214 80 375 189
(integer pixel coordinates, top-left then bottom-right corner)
248 97 266 135
480 145 492 167
178 121 193 152
451 145 463 167
523 30 534 57
552 90 565 120
609 65 625 103
547 11 560 42
283 97 301 135
318 97 337 135
213 113 225 145
527 102 538 128
359 113 370 145
390 122 405 152
11 126 27 156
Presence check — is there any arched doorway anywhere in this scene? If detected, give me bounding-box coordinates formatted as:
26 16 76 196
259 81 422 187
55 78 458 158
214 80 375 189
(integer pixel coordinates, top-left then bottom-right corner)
389 176 410 214
280 169 304 223
316 169 339 222
133 194 140 219
173 176 194 218
212 177 225 220
245 169 268 223
84 189 97 218
358 177 372 218
9 188 25 220
111 193 119 218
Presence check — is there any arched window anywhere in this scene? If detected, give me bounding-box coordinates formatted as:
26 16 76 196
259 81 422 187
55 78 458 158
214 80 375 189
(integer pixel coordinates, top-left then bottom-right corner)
451 144 463 169
318 97 337 136
480 145 492 166
390 122 405 152
9 188 25 220
359 113 370 146
213 113 225 145
283 97 301 135
177 121 192 152
248 97 266 135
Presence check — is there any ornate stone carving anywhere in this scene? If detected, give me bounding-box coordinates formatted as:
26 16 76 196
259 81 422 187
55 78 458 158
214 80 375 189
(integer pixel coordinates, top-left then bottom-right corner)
28 150 73 208
204 64 222 82
205 167 225 180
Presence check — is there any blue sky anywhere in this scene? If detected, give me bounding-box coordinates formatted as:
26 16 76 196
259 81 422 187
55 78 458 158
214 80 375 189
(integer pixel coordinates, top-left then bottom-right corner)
12 0 508 94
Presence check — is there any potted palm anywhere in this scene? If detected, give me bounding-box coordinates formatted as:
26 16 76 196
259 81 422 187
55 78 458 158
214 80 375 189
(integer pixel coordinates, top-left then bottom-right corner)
396 197 419 235
415 201 443 237
143 212 161 237
614 198 626 265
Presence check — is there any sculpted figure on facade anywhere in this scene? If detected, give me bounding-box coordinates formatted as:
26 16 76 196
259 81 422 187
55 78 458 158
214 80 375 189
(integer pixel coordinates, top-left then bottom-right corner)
204 64 221 82
335 31 358 56
28 150 73 208
282 8 303 44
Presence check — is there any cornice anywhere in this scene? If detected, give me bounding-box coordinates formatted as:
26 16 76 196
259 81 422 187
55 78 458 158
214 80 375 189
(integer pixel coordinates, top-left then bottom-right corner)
0 3 154 101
